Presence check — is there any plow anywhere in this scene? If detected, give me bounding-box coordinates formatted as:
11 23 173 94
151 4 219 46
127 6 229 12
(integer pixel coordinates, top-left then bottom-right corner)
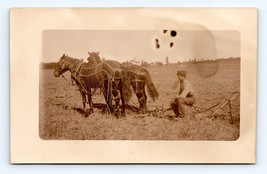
125 91 240 124
193 92 239 124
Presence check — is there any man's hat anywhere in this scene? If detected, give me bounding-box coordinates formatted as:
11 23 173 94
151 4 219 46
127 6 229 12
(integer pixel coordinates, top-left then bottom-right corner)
177 70 187 77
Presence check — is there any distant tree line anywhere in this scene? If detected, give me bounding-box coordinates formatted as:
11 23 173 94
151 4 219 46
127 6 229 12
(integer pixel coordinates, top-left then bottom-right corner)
178 57 240 64
40 57 240 69
41 62 56 69
137 57 240 67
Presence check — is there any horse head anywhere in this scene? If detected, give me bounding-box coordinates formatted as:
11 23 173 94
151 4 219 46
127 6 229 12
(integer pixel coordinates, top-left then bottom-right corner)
87 51 102 64
54 53 70 77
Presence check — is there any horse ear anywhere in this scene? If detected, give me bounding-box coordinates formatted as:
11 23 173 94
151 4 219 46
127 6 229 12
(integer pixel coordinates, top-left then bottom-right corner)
88 51 91 55
63 53 65 57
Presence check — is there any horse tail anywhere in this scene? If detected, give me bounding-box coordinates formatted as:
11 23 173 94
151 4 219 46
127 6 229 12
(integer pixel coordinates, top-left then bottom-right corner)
142 68 159 101
121 68 133 103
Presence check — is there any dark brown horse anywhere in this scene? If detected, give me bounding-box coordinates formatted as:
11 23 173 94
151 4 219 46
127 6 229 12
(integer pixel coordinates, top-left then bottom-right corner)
122 63 159 110
54 53 132 117
87 52 159 110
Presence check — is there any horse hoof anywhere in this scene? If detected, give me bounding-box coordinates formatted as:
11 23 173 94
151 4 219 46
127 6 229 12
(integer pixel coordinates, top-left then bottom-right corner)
89 109 94 114
101 108 107 114
114 112 119 118
137 110 145 114
84 111 90 117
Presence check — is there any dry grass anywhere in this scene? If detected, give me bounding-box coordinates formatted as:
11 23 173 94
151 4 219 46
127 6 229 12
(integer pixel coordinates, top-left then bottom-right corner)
39 61 240 140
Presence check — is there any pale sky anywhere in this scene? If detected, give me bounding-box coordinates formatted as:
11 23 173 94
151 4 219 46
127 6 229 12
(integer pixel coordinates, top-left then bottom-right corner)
42 30 240 63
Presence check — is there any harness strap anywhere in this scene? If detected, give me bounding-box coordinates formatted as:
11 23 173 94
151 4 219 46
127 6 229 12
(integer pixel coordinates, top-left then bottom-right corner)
77 69 115 81
75 62 117 81
102 61 116 80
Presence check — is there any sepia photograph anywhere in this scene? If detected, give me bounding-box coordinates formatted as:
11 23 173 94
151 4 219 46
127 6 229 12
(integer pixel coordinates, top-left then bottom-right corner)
10 8 256 163
40 30 240 140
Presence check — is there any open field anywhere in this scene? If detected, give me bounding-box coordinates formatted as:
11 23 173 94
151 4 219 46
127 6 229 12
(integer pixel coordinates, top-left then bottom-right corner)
39 61 240 140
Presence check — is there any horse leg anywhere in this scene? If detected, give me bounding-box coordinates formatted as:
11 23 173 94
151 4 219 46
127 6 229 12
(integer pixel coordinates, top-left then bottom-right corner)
87 88 94 114
136 82 147 111
104 79 114 114
112 80 121 117
141 83 147 109
81 91 90 116
131 81 139 106
119 79 126 117
131 81 137 93
81 92 86 112
84 95 91 117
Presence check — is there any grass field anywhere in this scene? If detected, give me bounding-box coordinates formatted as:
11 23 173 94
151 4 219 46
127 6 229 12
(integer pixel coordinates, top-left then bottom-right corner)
39 61 240 140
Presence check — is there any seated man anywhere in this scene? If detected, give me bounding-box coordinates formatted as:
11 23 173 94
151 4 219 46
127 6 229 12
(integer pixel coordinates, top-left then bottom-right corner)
170 70 195 118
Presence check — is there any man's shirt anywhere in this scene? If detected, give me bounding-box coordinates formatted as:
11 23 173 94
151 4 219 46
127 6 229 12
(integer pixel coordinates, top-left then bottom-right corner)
178 79 194 98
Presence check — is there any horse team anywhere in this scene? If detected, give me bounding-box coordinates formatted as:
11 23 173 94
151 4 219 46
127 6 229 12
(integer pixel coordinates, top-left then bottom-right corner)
54 52 159 117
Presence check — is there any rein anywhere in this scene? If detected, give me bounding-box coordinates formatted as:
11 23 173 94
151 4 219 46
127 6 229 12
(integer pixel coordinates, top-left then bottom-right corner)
66 58 115 98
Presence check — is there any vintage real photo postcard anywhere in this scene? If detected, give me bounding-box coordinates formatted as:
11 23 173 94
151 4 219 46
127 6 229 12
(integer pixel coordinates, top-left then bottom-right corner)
10 8 257 163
